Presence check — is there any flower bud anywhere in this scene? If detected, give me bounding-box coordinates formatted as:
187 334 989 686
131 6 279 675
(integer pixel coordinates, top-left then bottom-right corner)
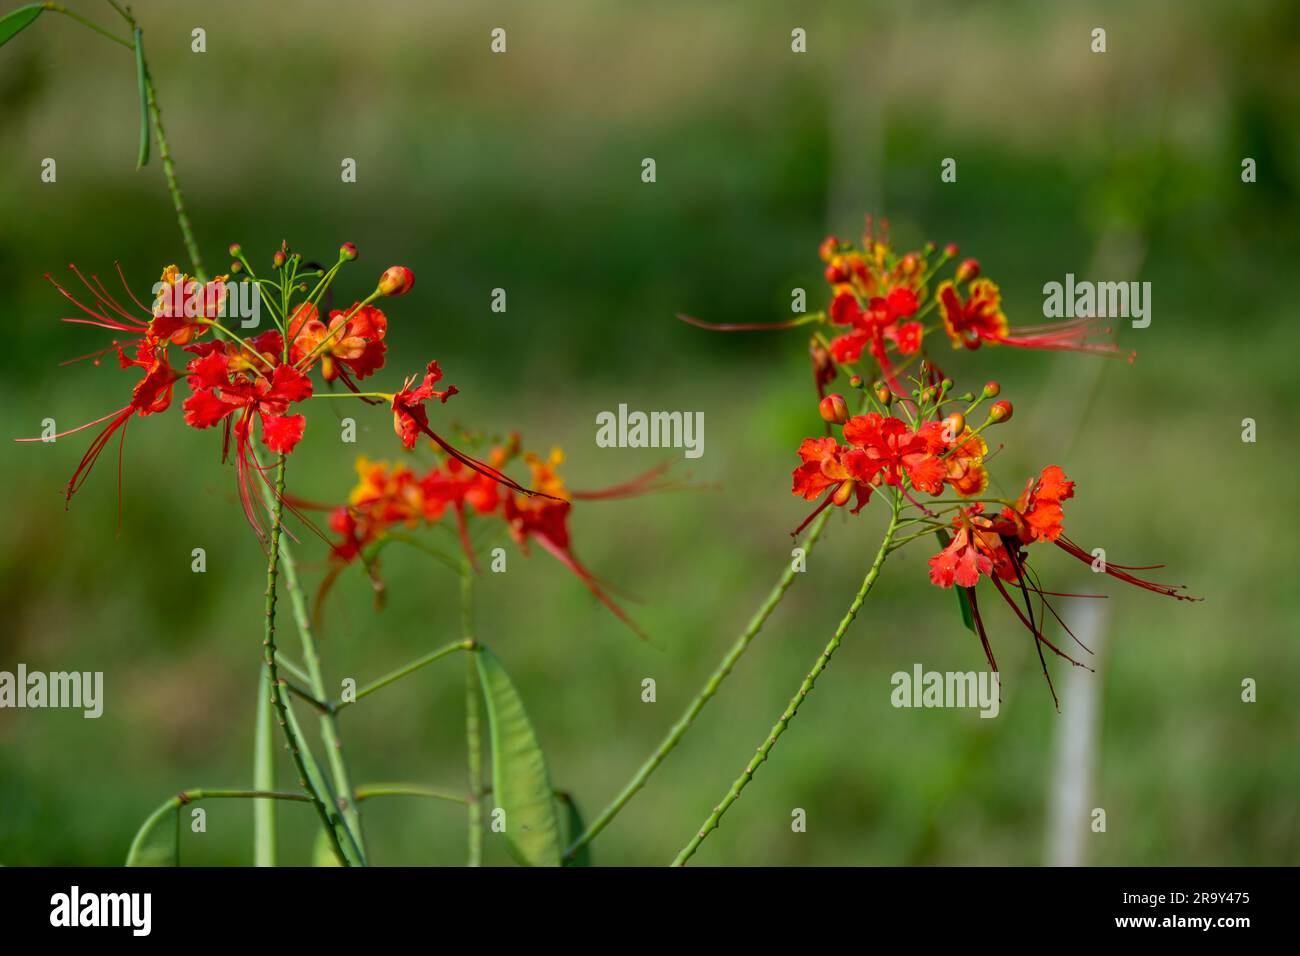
988 400 1013 423
818 236 841 263
378 265 415 297
848 374 864 389
943 243 959 258
942 412 965 437
956 258 980 283
832 479 854 506
923 241 936 255
819 393 850 425
230 260 243 275
824 257 849 284
272 250 287 269
901 253 919 274
228 243 243 258
982 380 1001 399
874 382 892 406
340 242 358 262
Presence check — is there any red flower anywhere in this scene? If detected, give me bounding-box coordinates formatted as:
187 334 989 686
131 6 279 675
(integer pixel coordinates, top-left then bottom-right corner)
390 362 546 502
938 279 1131 358
148 265 229 346
20 338 180 511
391 361 459 450
842 412 946 495
181 332 313 539
288 302 387 384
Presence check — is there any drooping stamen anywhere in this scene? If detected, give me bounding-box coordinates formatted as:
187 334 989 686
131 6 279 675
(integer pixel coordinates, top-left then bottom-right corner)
1054 534 1199 600
116 261 152 314
674 312 817 332
68 264 149 330
571 462 680 500
530 531 648 640
964 585 999 676
790 489 837 538
418 422 562 502
452 502 480 574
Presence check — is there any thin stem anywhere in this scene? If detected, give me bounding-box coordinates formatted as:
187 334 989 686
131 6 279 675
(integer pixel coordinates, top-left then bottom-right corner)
261 456 349 865
671 493 902 866
275 530 367 860
44 3 132 48
564 506 834 861
355 784 468 806
461 559 484 867
335 640 475 711
140 49 205 279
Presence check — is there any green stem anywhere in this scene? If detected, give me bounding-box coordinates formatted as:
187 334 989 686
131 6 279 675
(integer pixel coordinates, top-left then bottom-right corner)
261 456 349 865
563 506 834 862
140 50 205 279
335 640 475 711
461 560 484 867
670 494 902 866
252 666 277 866
276 532 367 860
44 2 132 47
356 784 468 805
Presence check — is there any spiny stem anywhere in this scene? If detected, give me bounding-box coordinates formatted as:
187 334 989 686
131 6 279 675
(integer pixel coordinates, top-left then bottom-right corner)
275 531 367 860
140 46 205 279
563 506 834 862
671 494 902 866
461 558 484 867
334 640 475 711
262 456 349 865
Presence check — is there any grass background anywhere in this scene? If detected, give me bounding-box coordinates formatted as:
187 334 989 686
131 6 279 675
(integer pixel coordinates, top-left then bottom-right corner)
0 0 1296 865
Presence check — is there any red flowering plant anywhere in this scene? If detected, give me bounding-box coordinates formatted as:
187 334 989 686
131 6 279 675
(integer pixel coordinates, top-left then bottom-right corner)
678 216 1133 405
9 2 706 869
573 217 1200 867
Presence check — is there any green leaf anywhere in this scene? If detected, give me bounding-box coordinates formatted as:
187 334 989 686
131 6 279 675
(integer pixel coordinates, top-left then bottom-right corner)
132 27 150 168
0 4 42 48
555 791 591 867
475 647 562 867
125 797 180 866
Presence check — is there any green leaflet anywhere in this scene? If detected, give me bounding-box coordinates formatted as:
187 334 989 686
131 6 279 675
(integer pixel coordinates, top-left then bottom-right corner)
125 797 180 866
0 4 42 48
475 647 562 867
556 791 591 867
133 27 150 168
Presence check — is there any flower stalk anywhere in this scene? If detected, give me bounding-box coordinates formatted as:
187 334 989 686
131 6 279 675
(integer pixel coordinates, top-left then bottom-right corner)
671 491 902 866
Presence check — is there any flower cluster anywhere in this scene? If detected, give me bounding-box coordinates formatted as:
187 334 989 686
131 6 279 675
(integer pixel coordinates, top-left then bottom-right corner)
793 370 1196 705
25 246 535 540
681 216 1132 403
319 438 674 638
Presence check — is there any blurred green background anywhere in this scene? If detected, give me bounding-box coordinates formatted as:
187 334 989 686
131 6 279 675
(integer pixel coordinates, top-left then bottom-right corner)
1 0 1297 866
